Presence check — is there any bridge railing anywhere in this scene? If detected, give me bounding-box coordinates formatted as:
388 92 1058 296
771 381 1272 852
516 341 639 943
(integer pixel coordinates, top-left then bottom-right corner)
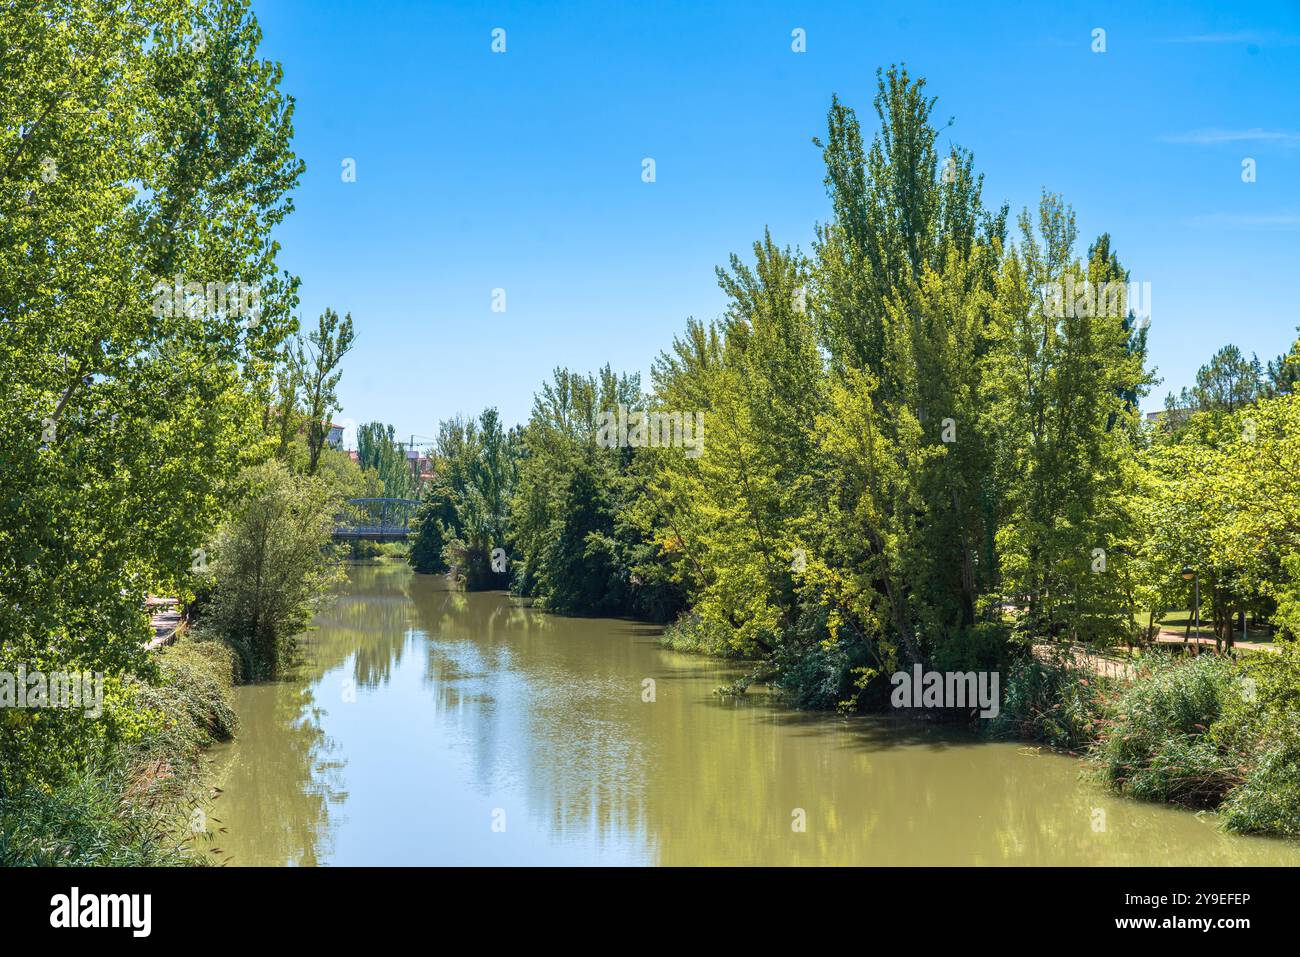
333 498 421 539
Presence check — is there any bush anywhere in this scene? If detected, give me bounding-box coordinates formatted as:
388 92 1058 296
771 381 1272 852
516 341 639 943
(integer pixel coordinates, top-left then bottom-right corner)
1219 739 1300 838
202 462 343 680
1214 642 1300 836
772 637 869 711
1094 654 1244 808
990 652 1106 751
0 636 237 866
661 610 743 657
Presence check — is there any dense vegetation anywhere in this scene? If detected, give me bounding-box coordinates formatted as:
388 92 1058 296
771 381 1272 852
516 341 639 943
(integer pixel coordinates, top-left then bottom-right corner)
404 67 1300 836
0 0 393 863
3 0 1296 858
411 67 1300 667
0 636 239 865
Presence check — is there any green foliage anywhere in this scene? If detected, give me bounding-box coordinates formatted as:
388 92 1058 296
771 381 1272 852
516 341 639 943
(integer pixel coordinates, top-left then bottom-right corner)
930 622 1015 676
346 539 407 561
1216 642 1300 836
0 673 148 797
510 365 683 618
411 409 520 588
1264 328 1300 398
990 654 1106 751
0 0 365 859
1139 395 1300 644
1175 344 1263 413
0 635 237 866
409 479 458 574
987 211 1152 645
0 0 305 798
1273 554 1300 642
1095 655 1242 807
1092 645 1300 835
356 421 416 500
1 0 303 730
0 768 192 867
296 307 355 474
128 638 239 792
636 68 1147 705
201 462 343 680
1219 740 1300 838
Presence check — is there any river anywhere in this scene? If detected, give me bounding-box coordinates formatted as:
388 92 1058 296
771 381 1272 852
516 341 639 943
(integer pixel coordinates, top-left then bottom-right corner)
204 563 1299 866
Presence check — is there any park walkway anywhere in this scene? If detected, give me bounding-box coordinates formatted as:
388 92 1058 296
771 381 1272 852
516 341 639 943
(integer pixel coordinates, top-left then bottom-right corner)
145 596 183 650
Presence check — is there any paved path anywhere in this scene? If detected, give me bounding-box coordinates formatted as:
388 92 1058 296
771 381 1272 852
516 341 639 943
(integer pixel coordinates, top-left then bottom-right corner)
1152 629 1277 654
1032 631 1281 682
146 596 184 650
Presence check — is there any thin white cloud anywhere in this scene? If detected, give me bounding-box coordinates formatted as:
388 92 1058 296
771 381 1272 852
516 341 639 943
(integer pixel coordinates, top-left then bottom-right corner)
1189 212 1300 229
1161 31 1300 45
1162 128 1300 145
1163 32 1261 44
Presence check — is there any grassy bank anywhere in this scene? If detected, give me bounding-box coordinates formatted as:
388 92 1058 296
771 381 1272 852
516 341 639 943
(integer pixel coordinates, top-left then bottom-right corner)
992 643 1300 840
0 637 239 866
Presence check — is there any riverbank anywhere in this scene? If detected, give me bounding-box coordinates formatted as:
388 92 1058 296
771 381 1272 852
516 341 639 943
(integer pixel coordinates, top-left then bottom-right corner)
0 636 238 866
658 605 1300 841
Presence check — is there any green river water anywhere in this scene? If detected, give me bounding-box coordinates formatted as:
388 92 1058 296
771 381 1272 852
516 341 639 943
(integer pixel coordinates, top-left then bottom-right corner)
203 563 1300 866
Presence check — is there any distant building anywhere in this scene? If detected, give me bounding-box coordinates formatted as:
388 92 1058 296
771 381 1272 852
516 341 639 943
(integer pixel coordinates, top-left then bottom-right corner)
326 422 345 449
1145 408 1192 428
406 449 432 490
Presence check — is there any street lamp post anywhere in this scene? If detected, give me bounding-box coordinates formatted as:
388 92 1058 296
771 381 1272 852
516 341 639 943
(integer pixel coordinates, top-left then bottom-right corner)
1181 566 1199 653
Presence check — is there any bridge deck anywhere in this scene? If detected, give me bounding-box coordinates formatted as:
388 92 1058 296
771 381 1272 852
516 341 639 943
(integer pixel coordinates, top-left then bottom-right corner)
333 498 421 542
334 527 413 541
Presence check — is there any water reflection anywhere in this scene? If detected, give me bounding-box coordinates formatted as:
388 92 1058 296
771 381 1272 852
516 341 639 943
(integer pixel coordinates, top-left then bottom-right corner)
204 564 1300 866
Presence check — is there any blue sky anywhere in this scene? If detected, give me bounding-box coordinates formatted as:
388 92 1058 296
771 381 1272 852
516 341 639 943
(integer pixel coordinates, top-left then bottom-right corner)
252 0 1300 445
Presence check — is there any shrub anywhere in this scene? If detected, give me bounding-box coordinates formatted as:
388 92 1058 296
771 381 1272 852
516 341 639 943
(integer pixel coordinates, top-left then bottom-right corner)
661 611 730 655
990 652 1106 751
1214 642 1300 836
772 637 866 711
1219 739 1300 838
1095 654 1245 808
202 462 343 680
0 636 237 866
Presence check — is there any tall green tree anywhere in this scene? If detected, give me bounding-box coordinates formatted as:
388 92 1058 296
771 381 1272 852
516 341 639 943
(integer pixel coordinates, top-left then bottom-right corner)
1176 345 1262 413
357 421 415 500
0 0 303 788
297 306 354 474
985 195 1152 643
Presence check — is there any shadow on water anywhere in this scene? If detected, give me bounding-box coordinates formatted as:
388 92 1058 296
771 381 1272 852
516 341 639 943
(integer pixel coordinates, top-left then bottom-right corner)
204 563 1300 866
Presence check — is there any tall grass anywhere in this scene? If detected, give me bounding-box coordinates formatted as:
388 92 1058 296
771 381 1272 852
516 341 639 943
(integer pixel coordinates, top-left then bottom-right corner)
990 652 1107 752
1092 647 1300 837
0 637 238 866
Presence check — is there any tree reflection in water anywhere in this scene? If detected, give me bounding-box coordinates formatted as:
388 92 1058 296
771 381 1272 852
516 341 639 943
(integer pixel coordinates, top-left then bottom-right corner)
206 564 1300 866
